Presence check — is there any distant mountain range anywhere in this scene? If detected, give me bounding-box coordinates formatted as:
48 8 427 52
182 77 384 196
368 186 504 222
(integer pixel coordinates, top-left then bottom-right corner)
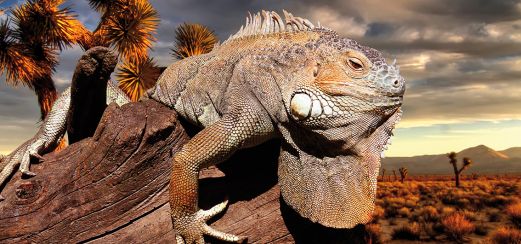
381 145 521 175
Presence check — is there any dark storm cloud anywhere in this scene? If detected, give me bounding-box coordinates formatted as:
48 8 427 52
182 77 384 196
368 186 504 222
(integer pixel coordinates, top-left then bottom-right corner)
408 0 521 23
365 23 396 38
364 39 521 58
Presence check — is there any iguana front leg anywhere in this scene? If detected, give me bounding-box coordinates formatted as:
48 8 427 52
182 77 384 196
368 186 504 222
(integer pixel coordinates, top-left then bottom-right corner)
0 83 130 200
171 98 274 244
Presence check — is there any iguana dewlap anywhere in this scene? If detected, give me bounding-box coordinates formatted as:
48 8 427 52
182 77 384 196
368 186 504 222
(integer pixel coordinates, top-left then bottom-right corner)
0 10 405 243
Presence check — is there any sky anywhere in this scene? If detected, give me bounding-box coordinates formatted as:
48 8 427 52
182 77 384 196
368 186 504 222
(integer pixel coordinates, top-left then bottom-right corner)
0 0 520 156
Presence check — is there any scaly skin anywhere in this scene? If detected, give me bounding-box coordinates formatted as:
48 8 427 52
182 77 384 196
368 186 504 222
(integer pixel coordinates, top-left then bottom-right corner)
0 10 405 243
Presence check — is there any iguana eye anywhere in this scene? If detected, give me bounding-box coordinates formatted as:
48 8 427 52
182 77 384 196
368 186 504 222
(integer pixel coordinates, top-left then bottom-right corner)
348 57 364 71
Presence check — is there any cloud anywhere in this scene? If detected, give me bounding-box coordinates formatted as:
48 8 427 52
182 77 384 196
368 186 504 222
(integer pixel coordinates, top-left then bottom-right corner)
407 0 521 23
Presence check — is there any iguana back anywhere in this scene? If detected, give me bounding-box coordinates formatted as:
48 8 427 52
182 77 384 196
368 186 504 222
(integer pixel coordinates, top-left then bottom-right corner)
149 24 326 128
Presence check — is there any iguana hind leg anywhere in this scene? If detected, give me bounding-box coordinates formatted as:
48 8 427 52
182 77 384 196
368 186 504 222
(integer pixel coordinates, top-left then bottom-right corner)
170 97 274 243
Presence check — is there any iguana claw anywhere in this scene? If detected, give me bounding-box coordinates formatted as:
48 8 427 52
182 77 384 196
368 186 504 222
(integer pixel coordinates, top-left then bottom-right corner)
20 152 46 177
31 153 45 162
174 200 247 244
0 137 45 198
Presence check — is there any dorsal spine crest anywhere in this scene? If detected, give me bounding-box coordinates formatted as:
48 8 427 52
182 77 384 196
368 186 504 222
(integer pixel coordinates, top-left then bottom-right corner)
223 10 322 44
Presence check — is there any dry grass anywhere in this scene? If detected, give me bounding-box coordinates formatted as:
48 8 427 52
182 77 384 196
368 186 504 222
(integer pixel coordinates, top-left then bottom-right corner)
421 205 439 222
488 227 521 244
397 207 412 218
373 176 521 243
391 222 421 240
371 205 385 223
365 223 383 244
442 212 475 242
505 202 521 228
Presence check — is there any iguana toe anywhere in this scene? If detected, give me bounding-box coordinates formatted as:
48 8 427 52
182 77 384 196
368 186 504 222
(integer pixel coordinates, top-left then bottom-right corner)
174 200 245 243
201 199 228 220
30 153 45 162
203 224 247 243
21 169 36 177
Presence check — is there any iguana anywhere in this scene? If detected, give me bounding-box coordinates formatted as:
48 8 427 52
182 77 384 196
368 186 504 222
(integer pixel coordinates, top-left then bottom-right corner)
0 10 405 243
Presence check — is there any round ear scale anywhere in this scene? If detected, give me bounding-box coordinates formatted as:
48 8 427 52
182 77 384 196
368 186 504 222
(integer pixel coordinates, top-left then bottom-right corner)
290 93 312 120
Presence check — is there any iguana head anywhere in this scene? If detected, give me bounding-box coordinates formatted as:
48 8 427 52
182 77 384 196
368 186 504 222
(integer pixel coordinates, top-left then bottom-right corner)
277 27 404 228
225 10 405 229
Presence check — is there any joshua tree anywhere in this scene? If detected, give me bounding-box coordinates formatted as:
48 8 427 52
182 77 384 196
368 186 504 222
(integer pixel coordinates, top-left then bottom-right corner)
1 0 161 116
393 169 397 182
171 23 218 60
0 0 86 119
89 0 160 102
381 168 386 182
447 152 472 187
399 167 408 183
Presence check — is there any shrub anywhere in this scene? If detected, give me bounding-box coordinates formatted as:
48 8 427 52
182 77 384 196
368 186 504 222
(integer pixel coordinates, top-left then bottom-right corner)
385 197 406 208
397 207 412 218
456 198 471 208
487 195 510 207
421 205 439 222
506 202 521 228
442 212 475 242
488 227 521 244
440 206 456 216
371 205 385 223
365 223 382 244
421 222 440 240
462 209 478 221
392 222 421 240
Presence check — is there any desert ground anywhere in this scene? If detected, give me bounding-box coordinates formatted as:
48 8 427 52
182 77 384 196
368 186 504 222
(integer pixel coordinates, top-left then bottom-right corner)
367 175 521 244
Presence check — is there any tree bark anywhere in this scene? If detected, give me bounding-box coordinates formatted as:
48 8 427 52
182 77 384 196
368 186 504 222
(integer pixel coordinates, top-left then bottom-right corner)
67 47 117 144
452 163 460 187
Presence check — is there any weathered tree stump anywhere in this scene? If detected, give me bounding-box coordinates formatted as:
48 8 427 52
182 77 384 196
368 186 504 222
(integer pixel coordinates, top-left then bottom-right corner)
67 47 117 144
0 99 368 243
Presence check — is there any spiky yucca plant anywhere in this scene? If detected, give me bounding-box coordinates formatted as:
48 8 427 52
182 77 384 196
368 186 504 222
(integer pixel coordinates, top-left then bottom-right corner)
0 20 43 84
171 23 218 59
11 0 86 50
102 0 159 60
116 57 161 101
92 0 161 101
1 0 86 119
